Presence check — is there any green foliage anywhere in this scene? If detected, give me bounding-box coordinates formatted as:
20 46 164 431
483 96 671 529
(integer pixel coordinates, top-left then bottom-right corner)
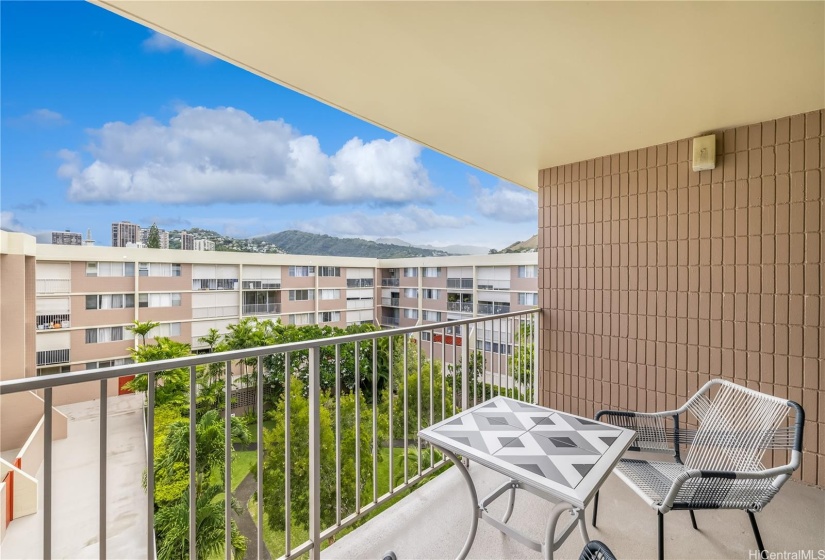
127 319 160 346
261 380 377 532
154 486 247 560
147 223 161 249
508 322 535 388
124 337 191 407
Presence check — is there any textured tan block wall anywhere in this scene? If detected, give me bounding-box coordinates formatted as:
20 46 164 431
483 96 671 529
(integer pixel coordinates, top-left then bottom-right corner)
538 110 824 486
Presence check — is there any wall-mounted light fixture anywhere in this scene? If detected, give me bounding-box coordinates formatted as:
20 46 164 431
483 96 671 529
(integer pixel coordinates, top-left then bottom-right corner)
692 134 716 171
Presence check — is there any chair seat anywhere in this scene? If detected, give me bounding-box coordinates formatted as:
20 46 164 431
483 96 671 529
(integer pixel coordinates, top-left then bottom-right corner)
614 459 687 508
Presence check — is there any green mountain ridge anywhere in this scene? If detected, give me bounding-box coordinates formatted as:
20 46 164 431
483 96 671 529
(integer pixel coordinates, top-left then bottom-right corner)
252 230 452 258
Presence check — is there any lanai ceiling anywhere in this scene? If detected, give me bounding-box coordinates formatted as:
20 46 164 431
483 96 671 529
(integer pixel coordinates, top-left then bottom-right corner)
94 1 824 190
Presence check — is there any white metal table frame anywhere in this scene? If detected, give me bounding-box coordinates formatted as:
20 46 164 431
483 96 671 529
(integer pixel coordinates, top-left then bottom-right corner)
419 397 636 560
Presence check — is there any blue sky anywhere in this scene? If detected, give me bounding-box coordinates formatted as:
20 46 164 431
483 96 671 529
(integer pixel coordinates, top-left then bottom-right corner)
1 1 537 249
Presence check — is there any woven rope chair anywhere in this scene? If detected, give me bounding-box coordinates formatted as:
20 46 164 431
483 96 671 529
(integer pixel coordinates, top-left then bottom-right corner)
579 540 617 560
592 379 804 560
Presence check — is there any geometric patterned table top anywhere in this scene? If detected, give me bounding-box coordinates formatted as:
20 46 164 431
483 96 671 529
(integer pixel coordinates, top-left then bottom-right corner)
419 397 636 508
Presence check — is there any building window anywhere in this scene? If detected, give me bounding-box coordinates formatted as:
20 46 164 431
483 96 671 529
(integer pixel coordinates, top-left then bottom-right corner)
289 266 315 277
318 266 340 277
288 313 315 326
139 262 149 277
422 289 439 299
86 358 133 369
421 332 432 341
404 288 418 299
289 289 315 301
138 293 181 307
85 294 135 310
319 289 341 300
403 309 418 319
192 278 237 290
403 267 418 277
518 292 538 305
86 262 135 277
319 311 341 323
423 310 442 322
518 265 538 279
86 326 125 344
423 267 441 277
138 263 181 277
86 262 97 277
172 263 181 277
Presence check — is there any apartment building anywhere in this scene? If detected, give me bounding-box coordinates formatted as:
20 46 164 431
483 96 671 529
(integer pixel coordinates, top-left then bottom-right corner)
20 239 538 401
193 238 215 251
110 221 140 247
180 231 194 251
50 231 82 246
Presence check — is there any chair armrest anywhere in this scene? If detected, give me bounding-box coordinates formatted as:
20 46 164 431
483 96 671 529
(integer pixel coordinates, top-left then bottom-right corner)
660 465 795 512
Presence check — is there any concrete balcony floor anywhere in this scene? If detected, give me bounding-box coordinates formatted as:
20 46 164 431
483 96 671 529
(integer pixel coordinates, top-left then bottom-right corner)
325 457 825 560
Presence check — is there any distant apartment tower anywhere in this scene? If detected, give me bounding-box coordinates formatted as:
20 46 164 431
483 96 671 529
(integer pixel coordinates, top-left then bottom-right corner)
111 221 140 247
194 238 215 251
140 227 170 249
51 230 82 246
180 231 194 251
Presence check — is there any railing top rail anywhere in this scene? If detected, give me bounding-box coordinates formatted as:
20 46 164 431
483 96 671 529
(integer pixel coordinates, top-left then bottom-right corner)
0 308 538 395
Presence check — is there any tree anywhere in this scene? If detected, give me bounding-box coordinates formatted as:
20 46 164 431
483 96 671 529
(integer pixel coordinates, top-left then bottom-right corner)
508 322 535 392
124 337 191 406
198 328 222 352
127 320 160 346
147 223 161 248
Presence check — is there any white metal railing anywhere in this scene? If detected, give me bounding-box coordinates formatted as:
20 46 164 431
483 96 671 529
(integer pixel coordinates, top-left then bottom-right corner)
380 278 399 287
242 303 281 316
447 302 473 313
477 303 511 315
36 279 70 294
381 297 400 307
381 315 400 326
36 314 71 330
192 306 239 319
1 309 538 560
35 349 70 366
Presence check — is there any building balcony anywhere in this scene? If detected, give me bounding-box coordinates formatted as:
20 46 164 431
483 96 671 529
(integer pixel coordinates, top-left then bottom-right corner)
447 278 473 290
476 279 510 291
192 306 238 319
447 302 473 313
242 302 281 316
380 315 400 326
477 303 511 315
381 278 400 287
35 349 70 366
36 314 71 330
381 297 400 307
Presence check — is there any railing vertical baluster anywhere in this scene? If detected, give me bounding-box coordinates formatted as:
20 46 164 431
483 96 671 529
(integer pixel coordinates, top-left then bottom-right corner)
147 373 155 560
470 325 476 407
519 317 524 402
460 324 469 413
533 312 539 404
372 340 378 504
99 379 107 560
225 361 232 560
388 336 394 492
482 320 487 402
506 317 512 398
416 331 422 477
354 342 361 513
451 327 457 413
403 334 408 484
497 317 503 396
429 328 434 468
441 326 445 423
189 365 197 560
308 347 321 560
284 352 291 556
256 356 264 560
335 344 341 524
44 387 52 560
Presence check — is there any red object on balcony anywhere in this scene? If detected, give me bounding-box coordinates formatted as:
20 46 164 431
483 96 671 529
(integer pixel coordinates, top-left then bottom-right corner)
433 334 462 346
118 375 135 395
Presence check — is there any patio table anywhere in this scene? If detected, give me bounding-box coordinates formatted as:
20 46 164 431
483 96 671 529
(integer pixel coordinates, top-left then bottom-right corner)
419 396 636 560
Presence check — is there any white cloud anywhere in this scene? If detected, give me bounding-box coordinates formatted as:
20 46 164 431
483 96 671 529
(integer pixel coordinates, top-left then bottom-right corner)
8 108 68 128
471 177 537 223
294 205 473 237
0 211 24 232
142 32 214 63
61 106 436 206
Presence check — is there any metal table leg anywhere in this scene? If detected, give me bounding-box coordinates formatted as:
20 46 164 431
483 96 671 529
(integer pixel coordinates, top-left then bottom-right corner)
543 501 584 560
442 449 480 560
